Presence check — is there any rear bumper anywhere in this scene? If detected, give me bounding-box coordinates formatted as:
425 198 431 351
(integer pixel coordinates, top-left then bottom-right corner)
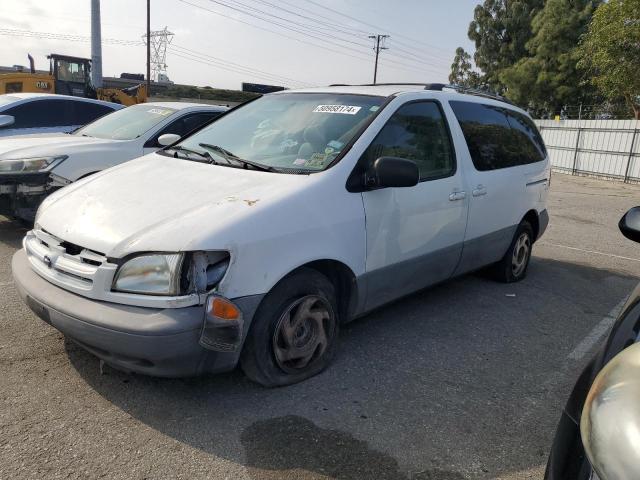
12 249 261 377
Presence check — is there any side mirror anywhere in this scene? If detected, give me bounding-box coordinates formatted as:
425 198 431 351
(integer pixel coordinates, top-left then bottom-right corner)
365 157 419 189
157 133 181 146
0 115 15 128
619 207 640 243
581 343 640 480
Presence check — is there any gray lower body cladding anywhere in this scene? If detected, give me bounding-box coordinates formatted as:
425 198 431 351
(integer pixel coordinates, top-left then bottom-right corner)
11 249 262 377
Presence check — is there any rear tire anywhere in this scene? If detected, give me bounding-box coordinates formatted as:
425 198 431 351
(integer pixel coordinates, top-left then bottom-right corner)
240 268 339 387
492 221 534 283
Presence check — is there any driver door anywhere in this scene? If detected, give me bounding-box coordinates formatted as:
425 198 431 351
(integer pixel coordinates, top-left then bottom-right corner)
360 100 468 311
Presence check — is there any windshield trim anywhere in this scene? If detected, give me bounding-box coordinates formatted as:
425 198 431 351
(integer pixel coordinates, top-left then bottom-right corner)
161 92 393 175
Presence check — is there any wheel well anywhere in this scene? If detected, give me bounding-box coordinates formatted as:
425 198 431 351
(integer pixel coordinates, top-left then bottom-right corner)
522 210 540 241
292 260 358 323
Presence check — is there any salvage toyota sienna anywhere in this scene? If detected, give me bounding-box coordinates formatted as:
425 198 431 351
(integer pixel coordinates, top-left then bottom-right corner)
12 84 550 386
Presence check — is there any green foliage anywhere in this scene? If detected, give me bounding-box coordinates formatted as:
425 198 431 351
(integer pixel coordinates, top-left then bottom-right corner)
578 0 640 119
449 47 482 88
465 0 543 91
500 0 600 115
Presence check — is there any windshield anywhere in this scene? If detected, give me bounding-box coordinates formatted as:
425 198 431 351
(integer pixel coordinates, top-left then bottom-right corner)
75 104 177 140
176 93 386 172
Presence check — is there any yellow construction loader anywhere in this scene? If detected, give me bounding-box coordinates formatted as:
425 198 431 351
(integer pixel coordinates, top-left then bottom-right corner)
0 54 147 106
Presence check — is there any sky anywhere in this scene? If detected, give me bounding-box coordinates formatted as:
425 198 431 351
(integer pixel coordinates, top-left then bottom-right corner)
0 0 479 90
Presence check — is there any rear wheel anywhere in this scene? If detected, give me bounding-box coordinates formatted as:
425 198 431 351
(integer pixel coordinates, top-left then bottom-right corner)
240 268 339 387
492 221 534 283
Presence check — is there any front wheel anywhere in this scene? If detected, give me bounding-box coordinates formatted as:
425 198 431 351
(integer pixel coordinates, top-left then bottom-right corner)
240 268 339 387
492 221 534 283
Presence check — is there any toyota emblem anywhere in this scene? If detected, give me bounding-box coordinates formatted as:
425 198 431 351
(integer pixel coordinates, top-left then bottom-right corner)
43 255 52 268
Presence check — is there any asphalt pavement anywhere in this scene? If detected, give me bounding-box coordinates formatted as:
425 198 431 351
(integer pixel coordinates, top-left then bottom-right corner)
1 173 640 480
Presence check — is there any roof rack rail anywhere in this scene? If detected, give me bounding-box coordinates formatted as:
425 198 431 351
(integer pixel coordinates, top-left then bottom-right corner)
424 83 515 105
326 82 516 106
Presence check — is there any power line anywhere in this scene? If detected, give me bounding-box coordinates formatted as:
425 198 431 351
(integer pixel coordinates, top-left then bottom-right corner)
179 0 443 76
178 0 376 65
167 48 310 88
300 0 453 60
238 0 450 69
0 28 143 46
169 44 313 87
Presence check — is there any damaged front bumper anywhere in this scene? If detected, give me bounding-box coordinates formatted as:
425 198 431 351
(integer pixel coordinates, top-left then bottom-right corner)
12 248 263 377
0 172 70 222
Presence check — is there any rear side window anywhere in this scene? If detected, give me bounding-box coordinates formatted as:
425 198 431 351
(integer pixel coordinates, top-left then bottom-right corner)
504 109 546 160
5 99 74 129
449 101 545 171
362 101 455 181
162 112 221 137
70 102 115 125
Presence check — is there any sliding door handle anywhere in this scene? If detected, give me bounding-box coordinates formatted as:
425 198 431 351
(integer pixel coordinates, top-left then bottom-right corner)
472 185 487 197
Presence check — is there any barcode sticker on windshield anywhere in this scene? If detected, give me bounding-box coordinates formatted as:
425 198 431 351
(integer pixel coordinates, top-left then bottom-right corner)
147 108 172 116
313 105 362 115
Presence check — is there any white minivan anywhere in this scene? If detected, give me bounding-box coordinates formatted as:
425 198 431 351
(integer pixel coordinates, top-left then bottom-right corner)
12 84 550 386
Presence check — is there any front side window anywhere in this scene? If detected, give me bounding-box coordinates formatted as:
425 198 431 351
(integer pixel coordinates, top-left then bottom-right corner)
449 101 545 171
362 101 455 181
75 104 178 140
176 93 386 172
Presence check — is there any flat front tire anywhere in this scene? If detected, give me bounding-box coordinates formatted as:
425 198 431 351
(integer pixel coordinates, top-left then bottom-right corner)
240 268 339 387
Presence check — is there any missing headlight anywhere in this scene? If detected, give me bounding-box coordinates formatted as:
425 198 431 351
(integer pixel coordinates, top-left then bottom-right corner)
185 251 230 293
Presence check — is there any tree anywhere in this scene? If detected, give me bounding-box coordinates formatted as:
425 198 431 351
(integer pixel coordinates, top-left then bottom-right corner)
467 0 543 91
500 0 600 116
449 47 481 88
578 0 640 119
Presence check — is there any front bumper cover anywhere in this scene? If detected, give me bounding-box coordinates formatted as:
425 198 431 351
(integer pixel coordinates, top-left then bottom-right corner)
12 249 263 377
0 171 58 222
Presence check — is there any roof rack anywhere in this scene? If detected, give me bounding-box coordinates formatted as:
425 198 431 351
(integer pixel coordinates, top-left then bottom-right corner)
427 83 515 106
327 82 515 106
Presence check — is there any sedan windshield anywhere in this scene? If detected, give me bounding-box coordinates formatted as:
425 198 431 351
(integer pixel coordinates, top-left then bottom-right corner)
176 93 386 172
75 104 177 140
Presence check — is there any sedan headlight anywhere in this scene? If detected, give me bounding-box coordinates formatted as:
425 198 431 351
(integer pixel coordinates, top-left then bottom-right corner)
0 155 67 173
113 253 185 295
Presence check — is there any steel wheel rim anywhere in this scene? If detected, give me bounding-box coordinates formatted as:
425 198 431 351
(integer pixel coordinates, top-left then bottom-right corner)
512 232 531 277
272 295 334 374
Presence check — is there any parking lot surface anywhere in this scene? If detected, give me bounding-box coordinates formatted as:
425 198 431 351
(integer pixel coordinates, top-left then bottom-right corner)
1 173 640 480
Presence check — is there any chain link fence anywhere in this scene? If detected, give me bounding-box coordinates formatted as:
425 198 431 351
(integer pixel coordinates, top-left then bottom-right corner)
535 119 640 184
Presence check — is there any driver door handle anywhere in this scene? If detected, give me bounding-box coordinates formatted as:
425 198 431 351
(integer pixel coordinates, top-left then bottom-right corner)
449 191 466 201
472 185 487 197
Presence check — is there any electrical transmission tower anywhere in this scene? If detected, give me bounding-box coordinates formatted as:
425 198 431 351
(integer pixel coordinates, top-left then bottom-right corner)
142 26 174 81
368 34 389 84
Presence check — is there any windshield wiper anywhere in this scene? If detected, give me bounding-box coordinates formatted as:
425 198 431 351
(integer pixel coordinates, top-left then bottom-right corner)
166 145 217 163
198 143 276 172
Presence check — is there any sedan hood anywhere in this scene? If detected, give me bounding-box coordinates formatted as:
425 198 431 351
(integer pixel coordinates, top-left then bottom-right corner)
0 134 114 159
37 153 314 257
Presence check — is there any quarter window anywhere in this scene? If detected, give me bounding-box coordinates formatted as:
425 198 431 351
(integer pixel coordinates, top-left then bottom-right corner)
70 102 115 125
362 101 455 181
449 101 546 171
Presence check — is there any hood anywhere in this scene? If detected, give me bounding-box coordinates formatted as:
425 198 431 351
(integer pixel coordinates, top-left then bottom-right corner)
37 153 315 257
0 133 116 159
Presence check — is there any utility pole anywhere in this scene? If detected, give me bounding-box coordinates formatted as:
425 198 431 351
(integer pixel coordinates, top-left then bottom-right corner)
146 0 151 92
368 34 389 84
90 0 102 88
